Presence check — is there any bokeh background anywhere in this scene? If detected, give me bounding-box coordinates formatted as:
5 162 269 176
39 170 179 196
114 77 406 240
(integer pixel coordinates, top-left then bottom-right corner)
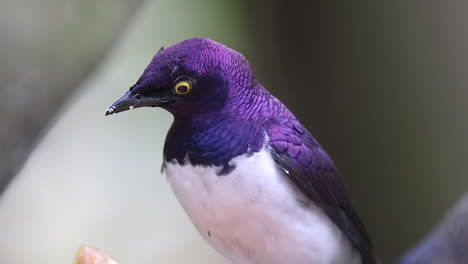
1 0 467 263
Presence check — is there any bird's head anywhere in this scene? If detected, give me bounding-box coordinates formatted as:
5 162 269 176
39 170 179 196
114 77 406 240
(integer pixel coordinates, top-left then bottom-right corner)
106 38 254 117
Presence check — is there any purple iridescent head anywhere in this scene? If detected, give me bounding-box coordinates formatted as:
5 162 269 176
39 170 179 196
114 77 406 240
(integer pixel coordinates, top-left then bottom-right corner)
106 38 255 117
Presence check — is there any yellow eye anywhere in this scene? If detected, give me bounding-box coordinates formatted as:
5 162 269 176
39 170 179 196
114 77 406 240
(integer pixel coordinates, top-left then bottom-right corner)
173 80 192 95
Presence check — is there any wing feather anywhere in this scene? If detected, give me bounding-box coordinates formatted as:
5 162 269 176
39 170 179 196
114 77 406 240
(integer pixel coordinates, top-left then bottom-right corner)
266 117 379 264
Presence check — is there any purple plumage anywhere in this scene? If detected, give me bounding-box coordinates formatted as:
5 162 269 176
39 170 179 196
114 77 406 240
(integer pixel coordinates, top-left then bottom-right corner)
106 38 379 264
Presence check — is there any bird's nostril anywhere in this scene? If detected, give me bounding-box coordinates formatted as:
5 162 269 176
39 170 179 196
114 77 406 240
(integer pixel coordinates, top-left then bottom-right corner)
134 94 142 99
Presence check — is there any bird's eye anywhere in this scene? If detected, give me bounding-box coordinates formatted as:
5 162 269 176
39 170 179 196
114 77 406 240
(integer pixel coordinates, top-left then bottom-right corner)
173 80 192 95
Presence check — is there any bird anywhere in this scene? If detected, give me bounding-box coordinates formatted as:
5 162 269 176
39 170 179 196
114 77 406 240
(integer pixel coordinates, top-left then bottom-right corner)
106 38 379 264
398 192 468 264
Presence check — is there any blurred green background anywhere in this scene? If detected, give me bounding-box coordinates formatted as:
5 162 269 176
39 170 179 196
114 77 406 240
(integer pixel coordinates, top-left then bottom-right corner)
1 0 467 263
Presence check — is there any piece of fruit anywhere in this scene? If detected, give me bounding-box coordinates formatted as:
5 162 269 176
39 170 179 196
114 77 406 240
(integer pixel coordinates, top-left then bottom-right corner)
75 246 118 264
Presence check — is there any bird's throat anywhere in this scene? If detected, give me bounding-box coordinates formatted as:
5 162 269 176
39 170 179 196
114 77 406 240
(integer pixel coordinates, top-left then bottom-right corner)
163 115 266 175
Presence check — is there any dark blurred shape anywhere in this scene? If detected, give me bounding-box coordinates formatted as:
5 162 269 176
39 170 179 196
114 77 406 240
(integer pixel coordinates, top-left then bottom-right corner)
243 0 468 262
0 0 143 194
398 193 468 264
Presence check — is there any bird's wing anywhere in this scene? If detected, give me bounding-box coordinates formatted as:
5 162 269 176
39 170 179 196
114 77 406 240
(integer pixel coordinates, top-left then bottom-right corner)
266 116 378 264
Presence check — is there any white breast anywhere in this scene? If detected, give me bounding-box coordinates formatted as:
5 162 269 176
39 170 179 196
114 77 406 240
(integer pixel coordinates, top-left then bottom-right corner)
164 147 361 264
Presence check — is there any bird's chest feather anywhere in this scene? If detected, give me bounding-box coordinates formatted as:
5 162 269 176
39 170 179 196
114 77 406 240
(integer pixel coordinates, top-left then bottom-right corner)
164 148 360 264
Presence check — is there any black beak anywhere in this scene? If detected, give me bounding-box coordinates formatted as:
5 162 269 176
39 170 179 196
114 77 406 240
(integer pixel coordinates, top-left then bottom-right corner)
105 91 171 116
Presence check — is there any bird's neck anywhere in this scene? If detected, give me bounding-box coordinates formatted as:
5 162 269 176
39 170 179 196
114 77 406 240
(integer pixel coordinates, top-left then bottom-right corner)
163 82 291 173
163 111 266 174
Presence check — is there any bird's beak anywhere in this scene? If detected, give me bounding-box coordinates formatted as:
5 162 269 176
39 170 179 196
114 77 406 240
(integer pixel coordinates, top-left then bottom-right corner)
105 91 171 116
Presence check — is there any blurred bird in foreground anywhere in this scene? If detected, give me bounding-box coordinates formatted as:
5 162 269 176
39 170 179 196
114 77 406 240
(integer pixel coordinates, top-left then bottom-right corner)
106 38 379 264
399 192 468 264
